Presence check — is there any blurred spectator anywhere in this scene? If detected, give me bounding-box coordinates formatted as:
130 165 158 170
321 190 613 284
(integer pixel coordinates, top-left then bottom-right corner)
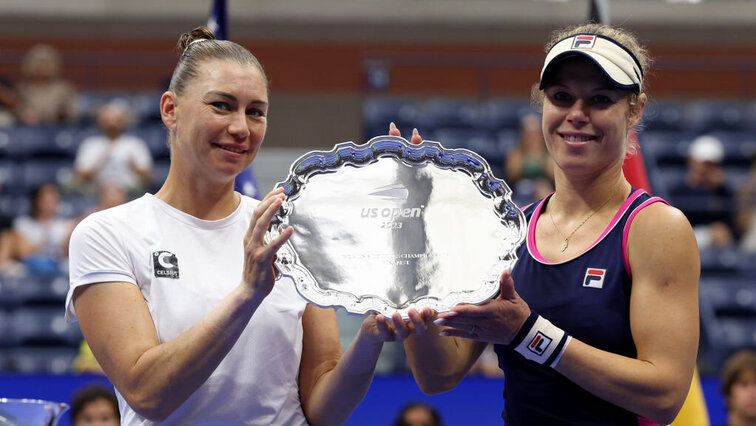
393 402 442 426
16 44 77 125
74 101 153 194
505 113 554 205
736 154 756 253
0 75 17 127
720 350 756 426
670 134 736 249
70 384 120 426
10 183 74 273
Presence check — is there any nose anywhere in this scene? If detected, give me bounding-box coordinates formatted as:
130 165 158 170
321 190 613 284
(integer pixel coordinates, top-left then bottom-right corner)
227 110 250 140
566 99 589 126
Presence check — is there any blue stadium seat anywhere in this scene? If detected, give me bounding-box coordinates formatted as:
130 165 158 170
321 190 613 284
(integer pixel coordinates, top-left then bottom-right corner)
699 276 756 373
363 98 421 140
0 161 26 196
702 277 756 317
21 159 75 191
639 130 697 167
418 98 484 130
1 272 70 309
6 346 78 374
75 92 130 124
684 100 748 133
132 123 169 159
719 319 756 348
652 166 687 197
481 98 535 131
698 247 742 276
431 128 494 150
0 126 63 158
642 100 686 131
8 306 83 346
130 91 163 124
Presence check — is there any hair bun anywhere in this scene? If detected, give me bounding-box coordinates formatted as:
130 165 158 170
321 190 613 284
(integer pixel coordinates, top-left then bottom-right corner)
176 26 216 55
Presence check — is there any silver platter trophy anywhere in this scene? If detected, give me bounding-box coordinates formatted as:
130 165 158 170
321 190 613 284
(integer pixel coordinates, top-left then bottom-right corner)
265 135 526 318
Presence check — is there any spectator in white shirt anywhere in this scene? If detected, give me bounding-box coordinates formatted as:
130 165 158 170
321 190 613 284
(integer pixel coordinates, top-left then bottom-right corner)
74 101 153 193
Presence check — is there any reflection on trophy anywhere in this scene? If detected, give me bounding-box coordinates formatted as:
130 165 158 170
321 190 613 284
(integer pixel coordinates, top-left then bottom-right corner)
0 398 69 426
265 135 526 318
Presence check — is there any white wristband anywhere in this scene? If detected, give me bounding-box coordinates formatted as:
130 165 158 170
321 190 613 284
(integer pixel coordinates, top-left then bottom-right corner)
510 312 572 368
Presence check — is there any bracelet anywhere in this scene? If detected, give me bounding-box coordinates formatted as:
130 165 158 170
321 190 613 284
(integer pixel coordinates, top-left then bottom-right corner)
509 311 572 368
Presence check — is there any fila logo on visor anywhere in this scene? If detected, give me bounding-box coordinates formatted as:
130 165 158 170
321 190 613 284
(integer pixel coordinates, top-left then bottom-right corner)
153 251 179 279
572 35 596 49
583 268 606 289
527 332 552 356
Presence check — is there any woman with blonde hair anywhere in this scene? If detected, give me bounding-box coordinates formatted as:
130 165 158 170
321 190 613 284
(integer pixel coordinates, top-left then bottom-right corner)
398 23 700 425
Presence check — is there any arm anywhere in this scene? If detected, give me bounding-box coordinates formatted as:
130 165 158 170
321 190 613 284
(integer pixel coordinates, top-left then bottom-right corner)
73 190 291 422
298 306 379 426
403 323 487 394
554 203 700 424
406 273 527 394
298 307 431 425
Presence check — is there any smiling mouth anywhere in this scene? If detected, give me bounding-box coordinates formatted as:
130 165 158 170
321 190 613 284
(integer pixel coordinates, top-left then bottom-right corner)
561 134 596 142
213 143 248 154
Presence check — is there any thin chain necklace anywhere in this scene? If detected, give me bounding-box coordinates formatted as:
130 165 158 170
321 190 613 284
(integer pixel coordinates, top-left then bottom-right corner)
549 185 619 252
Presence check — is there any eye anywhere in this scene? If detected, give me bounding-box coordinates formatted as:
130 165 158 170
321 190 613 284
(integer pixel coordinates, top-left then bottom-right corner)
592 94 613 105
246 107 265 117
210 101 231 111
547 90 573 105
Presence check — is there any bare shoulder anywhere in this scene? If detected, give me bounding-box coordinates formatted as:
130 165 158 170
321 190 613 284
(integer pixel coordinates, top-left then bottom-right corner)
627 201 700 283
628 201 694 241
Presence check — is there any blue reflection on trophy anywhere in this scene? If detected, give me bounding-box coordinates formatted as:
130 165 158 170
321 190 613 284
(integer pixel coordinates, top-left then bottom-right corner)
0 398 69 426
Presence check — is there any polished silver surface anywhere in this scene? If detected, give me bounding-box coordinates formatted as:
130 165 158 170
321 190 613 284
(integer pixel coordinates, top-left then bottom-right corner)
0 398 69 426
265 135 525 318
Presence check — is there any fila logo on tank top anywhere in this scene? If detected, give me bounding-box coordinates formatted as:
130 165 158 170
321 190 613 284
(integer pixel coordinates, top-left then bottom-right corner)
583 268 607 289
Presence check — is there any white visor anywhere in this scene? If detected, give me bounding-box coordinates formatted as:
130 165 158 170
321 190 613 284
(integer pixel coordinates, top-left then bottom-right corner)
539 34 643 93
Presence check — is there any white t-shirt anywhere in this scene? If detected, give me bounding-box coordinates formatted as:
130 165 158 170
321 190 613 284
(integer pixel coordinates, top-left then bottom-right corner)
66 194 309 426
74 134 153 191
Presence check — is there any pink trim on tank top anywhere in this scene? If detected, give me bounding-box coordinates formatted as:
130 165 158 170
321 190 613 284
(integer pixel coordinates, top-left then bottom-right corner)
637 415 660 426
622 196 669 278
527 189 647 265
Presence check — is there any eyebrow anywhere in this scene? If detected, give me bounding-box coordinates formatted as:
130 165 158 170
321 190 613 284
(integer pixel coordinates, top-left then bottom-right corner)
204 90 268 106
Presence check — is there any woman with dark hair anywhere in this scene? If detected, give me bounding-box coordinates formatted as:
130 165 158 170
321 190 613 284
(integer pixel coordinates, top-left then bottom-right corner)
11 183 74 272
66 27 413 425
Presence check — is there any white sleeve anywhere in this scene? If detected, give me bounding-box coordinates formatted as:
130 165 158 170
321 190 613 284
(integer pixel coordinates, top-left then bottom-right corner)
65 212 137 322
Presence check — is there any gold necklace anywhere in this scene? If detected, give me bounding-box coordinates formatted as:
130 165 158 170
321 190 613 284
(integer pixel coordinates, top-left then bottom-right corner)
549 186 618 252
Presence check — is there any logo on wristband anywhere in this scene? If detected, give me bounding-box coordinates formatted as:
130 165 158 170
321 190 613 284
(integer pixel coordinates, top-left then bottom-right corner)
527 332 552 356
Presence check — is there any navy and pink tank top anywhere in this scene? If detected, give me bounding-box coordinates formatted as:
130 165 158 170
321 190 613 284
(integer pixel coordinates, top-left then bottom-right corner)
494 188 666 425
